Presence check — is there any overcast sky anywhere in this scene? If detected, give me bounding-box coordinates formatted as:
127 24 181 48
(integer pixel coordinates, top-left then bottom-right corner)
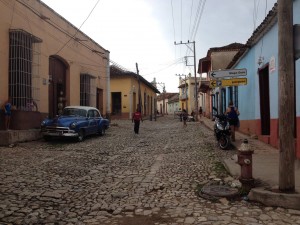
41 0 277 92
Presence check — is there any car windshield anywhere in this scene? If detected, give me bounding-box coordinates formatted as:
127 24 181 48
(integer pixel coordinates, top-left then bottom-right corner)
63 108 87 117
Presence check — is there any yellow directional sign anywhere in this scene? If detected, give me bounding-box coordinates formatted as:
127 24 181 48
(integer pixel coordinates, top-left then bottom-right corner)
210 78 247 88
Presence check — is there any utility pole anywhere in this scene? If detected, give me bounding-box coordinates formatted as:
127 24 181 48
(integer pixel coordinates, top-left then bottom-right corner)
278 0 295 192
174 41 198 121
136 63 142 113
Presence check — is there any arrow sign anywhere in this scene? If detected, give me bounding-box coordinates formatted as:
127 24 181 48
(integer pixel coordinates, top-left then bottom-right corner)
209 68 247 79
210 78 247 88
222 78 247 86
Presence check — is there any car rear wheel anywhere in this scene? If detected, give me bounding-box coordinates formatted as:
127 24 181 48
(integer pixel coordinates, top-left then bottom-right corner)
78 129 85 142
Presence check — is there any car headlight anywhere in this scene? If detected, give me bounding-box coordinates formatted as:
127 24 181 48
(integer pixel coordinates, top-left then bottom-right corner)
41 121 46 127
70 122 77 129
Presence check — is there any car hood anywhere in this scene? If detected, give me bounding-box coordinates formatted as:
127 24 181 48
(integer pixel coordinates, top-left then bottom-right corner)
46 116 86 127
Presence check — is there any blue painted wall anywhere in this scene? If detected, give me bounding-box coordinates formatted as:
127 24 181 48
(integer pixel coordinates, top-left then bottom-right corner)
234 0 300 120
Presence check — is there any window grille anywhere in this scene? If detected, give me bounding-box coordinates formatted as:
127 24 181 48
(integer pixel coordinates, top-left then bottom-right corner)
80 74 96 107
9 29 42 111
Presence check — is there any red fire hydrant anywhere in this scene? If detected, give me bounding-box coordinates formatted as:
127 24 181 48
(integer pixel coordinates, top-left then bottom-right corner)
237 139 254 191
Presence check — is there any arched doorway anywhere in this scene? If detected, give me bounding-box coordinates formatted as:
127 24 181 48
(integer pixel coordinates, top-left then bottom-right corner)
49 56 68 118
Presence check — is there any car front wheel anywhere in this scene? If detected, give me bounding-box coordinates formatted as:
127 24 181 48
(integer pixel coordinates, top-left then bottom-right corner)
99 127 106 136
78 129 85 142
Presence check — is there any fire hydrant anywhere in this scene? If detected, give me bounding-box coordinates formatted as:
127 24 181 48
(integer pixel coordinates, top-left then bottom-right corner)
237 139 254 191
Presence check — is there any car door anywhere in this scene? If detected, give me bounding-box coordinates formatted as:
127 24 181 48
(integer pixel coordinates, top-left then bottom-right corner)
94 110 101 132
87 110 96 135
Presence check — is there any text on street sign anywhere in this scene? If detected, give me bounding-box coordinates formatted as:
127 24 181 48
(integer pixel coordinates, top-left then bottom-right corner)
209 78 247 87
209 68 247 79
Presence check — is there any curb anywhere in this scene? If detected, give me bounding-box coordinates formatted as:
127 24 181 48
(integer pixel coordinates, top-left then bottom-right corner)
248 187 300 210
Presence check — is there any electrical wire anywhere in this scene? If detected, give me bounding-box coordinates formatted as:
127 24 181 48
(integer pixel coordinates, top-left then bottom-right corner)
259 0 268 58
181 0 183 42
171 0 176 58
55 0 101 55
188 0 194 39
142 57 186 76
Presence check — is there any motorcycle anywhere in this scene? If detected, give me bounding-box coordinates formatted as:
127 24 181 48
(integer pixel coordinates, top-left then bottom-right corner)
214 114 231 150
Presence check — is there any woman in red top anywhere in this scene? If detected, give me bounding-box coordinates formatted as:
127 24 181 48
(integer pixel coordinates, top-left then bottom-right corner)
132 109 143 134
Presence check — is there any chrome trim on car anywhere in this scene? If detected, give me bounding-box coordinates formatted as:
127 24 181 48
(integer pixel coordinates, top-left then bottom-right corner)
41 126 78 137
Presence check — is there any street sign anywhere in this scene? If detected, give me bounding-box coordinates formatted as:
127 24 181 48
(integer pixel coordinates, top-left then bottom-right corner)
209 78 247 88
209 68 247 79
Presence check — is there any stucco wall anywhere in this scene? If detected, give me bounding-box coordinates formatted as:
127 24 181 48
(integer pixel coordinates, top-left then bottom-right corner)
0 0 109 114
110 76 158 119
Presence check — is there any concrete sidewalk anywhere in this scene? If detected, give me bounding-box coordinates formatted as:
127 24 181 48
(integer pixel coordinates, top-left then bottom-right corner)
200 116 300 209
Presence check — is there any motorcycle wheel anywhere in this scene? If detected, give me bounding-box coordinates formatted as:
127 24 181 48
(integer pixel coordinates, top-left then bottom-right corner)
219 135 230 150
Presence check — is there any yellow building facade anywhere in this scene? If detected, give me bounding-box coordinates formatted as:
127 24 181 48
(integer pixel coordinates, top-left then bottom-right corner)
110 66 160 120
0 0 110 130
178 74 200 114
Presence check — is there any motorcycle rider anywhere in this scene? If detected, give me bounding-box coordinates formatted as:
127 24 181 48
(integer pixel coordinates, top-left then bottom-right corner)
225 100 240 142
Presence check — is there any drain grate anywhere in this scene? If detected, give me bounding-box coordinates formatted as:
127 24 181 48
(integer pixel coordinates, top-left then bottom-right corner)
201 184 239 198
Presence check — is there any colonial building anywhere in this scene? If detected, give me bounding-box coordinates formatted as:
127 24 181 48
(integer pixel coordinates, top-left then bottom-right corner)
225 2 300 158
198 43 245 118
167 93 180 115
110 66 160 120
157 92 178 115
177 73 201 114
0 0 110 130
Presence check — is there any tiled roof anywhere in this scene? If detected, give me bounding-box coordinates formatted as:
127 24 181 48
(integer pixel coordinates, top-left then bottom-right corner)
207 43 245 55
110 65 160 93
157 93 178 101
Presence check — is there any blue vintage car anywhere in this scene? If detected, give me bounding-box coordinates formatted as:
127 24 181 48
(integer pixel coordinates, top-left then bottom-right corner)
41 106 109 142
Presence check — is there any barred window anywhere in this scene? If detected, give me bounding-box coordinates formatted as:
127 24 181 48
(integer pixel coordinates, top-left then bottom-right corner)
80 74 96 106
9 29 42 111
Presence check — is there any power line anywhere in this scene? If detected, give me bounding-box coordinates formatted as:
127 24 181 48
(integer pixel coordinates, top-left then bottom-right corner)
170 0 177 58
142 57 185 76
55 0 101 55
188 0 194 38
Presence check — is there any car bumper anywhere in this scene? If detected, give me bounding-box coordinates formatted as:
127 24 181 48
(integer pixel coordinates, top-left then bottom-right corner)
41 127 78 137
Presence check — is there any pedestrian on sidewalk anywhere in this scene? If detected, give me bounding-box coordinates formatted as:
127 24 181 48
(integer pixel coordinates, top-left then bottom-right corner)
3 98 12 130
182 109 188 127
132 108 143 134
225 100 239 142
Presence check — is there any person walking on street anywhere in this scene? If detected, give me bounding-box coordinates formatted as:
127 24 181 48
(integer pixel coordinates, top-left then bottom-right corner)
225 100 240 142
3 98 12 130
132 109 143 134
182 109 188 127
199 106 203 120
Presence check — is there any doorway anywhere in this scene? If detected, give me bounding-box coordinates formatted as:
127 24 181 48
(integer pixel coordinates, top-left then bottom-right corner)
48 56 67 118
111 92 121 115
258 65 270 135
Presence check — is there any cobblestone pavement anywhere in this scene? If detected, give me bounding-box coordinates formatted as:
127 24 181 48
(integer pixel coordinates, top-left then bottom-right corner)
1 116 300 225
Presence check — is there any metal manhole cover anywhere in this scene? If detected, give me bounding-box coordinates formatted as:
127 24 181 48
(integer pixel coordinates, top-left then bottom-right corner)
201 184 239 198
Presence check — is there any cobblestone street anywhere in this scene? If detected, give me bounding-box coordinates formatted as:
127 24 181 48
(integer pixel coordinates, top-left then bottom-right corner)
1 116 300 225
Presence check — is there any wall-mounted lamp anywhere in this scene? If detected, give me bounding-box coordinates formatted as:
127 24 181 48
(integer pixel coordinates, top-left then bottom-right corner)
40 15 50 20
257 56 264 65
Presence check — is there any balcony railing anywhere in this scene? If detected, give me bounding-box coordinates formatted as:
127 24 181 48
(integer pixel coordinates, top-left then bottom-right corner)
179 93 188 100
